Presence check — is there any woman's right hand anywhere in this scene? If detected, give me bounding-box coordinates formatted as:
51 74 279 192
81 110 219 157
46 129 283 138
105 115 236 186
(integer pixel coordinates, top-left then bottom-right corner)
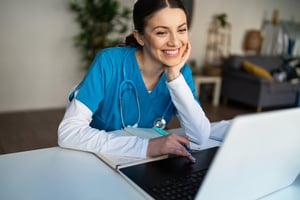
147 134 196 162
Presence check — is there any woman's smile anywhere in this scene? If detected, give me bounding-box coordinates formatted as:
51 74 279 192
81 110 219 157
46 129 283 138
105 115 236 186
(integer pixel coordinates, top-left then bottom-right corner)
163 49 180 56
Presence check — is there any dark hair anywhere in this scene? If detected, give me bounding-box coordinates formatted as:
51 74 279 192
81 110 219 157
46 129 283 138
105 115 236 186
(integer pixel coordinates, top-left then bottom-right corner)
125 0 189 46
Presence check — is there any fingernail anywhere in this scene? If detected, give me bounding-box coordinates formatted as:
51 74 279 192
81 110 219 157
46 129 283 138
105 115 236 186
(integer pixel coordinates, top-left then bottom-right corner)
189 155 196 163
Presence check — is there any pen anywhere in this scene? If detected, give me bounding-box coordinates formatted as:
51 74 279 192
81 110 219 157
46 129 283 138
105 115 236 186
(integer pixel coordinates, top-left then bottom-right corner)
183 144 192 153
152 127 168 136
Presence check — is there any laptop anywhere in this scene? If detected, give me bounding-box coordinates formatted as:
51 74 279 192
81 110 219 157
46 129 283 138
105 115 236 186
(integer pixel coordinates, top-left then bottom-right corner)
119 108 300 200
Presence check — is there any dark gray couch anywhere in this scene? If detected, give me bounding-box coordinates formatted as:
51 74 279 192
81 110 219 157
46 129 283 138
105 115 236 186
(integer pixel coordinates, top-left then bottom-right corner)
221 55 300 111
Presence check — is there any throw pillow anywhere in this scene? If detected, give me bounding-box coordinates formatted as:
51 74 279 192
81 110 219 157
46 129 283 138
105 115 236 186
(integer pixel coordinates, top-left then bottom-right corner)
241 60 274 81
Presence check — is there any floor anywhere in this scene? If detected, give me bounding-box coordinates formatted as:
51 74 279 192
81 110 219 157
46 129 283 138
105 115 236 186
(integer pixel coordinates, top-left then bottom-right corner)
0 108 64 155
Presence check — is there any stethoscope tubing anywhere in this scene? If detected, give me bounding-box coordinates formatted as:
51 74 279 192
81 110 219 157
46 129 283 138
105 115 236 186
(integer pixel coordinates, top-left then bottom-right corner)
118 48 172 129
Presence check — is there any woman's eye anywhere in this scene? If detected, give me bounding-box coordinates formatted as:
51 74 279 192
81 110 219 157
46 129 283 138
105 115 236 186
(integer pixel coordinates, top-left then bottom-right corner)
179 28 187 33
156 31 167 36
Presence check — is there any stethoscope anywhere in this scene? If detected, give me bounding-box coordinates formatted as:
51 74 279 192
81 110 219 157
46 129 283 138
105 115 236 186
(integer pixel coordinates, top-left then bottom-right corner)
118 48 172 129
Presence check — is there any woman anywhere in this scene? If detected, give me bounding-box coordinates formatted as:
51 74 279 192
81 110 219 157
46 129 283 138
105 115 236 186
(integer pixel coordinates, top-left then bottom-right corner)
58 0 210 162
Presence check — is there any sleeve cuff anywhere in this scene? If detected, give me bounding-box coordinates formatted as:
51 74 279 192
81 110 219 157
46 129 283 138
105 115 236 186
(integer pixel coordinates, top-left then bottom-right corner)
166 74 185 88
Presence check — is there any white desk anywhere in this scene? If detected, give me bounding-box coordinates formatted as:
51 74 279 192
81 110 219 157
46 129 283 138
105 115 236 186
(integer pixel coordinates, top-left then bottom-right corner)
1 147 300 200
193 75 222 106
0 147 145 200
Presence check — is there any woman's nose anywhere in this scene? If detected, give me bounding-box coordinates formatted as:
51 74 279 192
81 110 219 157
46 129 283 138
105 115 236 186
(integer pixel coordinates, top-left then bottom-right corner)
168 33 179 47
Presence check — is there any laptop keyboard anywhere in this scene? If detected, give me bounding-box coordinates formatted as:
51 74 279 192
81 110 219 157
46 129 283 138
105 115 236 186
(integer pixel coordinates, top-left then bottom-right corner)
147 168 208 200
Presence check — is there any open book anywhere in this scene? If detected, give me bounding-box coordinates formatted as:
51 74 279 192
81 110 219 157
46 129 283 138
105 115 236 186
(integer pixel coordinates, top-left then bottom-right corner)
95 126 224 169
95 128 167 169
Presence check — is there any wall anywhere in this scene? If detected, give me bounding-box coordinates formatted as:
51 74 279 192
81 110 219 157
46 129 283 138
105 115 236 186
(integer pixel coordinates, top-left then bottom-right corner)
0 0 84 112
189 0 300 70
0 0 299 112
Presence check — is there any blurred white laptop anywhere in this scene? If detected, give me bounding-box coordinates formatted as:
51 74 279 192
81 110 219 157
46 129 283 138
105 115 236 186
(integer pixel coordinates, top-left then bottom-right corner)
195 107 300 199
119 108 300 200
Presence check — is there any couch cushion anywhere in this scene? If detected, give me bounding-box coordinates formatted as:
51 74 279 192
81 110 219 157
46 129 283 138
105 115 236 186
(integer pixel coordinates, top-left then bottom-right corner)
242 60 274 81
224 55 283 71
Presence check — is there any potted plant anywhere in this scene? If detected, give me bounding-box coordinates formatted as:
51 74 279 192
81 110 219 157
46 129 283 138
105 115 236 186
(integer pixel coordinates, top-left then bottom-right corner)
69 0 131 69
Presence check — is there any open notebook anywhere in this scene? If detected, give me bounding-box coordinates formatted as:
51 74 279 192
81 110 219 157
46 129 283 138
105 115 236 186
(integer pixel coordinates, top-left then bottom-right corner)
119 108 300 200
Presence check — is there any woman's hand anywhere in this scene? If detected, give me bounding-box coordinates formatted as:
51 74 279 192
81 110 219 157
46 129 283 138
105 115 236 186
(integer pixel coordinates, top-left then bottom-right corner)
164 42 191 82
147 133 196 163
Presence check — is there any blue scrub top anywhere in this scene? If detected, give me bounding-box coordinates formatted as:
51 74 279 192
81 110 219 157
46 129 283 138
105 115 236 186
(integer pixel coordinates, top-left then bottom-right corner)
70 46 197 131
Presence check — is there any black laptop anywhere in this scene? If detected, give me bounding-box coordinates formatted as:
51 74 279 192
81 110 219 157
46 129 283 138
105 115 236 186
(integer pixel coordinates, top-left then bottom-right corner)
119 147 218 200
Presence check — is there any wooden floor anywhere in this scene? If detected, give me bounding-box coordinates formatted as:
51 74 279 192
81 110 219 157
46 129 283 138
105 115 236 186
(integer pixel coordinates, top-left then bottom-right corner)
0 101 258 155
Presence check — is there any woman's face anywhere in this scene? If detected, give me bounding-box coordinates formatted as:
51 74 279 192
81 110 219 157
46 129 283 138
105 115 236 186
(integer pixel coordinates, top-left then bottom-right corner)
140 7 189 67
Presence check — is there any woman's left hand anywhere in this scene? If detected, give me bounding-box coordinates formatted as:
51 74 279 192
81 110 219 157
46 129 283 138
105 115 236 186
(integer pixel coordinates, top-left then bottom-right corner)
164 41 191 82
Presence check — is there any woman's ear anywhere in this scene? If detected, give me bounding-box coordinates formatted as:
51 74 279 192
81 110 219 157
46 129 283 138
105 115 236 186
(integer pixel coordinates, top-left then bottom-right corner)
133 30 144 46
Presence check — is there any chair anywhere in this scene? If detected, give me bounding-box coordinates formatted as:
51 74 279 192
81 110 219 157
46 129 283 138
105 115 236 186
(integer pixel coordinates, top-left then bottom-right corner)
221 55 300 112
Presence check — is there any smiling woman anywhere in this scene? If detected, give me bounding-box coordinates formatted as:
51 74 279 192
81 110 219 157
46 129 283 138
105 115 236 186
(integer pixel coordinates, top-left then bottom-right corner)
58 0 210 163
132 7 189 80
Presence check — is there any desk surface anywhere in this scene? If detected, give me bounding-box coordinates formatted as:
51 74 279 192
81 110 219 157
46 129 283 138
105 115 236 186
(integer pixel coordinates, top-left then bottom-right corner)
0 147 145 200
0 147 300 200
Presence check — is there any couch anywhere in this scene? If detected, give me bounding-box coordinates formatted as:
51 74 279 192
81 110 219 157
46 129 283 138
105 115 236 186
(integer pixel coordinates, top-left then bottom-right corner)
221 55 300 112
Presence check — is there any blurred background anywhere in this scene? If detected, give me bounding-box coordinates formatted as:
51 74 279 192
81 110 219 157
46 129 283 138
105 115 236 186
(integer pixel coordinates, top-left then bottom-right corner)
0 0 300 153
0 0 299 112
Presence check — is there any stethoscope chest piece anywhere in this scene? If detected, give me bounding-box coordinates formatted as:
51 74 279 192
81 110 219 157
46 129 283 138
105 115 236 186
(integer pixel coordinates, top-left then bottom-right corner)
153 117 167 129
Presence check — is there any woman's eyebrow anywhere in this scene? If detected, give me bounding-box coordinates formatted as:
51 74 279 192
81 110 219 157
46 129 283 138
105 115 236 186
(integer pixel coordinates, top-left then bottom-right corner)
178 22 188 28
151 26 168 31
151 22 187 32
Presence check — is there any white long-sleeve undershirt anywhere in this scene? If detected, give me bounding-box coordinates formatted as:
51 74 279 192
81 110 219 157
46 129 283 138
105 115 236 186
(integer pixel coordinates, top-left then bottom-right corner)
167 75 211 143
58 74 210 157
